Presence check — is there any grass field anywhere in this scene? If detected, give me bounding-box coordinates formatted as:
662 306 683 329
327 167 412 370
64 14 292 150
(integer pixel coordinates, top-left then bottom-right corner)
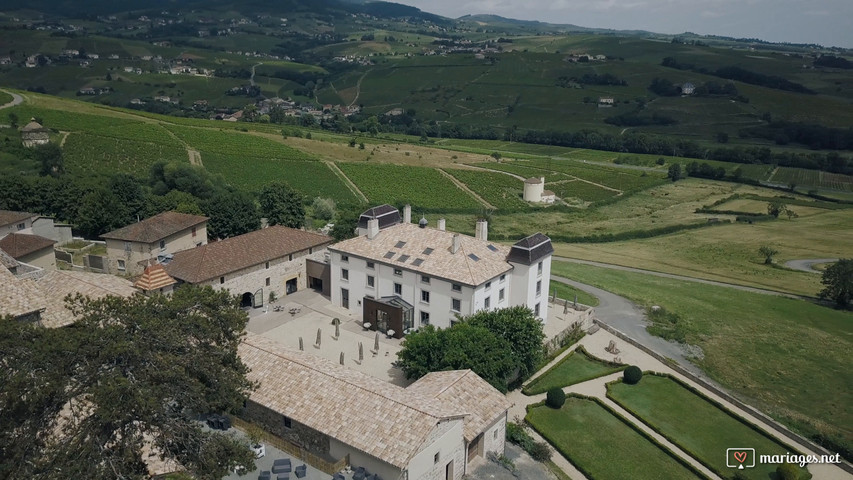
442 168 528 209
164 125 313 160
0 91 12 105
550 281 599 307
336 162 482 210
549 262 853 454
523 348 624 395
201 154 357 203
609 375 804 479
527 398 703 480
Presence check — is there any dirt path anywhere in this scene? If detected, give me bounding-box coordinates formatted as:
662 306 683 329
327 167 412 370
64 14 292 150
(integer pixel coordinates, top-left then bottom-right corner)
437 168 495 209
250 63 262 87
784 258 838 273
348 69 372 108
59 131 70 147
465 163 526 180
188 149 202 166
325 161 368 203
0 90 24 109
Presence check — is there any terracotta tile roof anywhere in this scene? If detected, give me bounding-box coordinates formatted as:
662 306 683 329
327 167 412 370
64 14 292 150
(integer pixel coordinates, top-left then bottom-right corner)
0 248 20 270
101 211 208 243
134 264 177 291
35 270 138 328
239 334 457 469
166 226 331 283
330 223 512 286
406 370 512 443
0 232 56 259
0 267 44 318
0 210 36 228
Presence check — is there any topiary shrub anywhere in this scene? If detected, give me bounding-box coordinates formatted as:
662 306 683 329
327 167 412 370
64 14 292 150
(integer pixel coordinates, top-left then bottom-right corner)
776 463 812 480
623 366 643 385
545 387 566 409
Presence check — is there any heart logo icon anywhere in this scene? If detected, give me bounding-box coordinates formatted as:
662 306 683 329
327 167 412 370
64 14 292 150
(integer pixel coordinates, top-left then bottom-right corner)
734 451 748 464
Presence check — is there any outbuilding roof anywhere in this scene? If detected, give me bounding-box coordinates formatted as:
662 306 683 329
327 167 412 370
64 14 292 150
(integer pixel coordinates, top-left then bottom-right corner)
506 233 554 266
0 210 36 228
0 232 56 259
165 226 331 284
101 211 208 243
134 264 177 291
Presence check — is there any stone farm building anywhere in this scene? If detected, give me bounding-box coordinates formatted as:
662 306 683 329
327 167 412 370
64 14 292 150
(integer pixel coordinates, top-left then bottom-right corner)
328 205 552 337
21 119 50 147
240 333 511 480
101 211 209 277
164 225 332 307
0 210 37 237
0 232 56 271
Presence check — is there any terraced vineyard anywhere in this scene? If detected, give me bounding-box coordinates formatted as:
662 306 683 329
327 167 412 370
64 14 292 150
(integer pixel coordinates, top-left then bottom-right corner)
165 125 312 159
9 105 142 132
770 166 853 191
546 179 620 203
202 154 357 203
337 163 481 210
62 133 188 175
523 158 667 193
442 168 528 210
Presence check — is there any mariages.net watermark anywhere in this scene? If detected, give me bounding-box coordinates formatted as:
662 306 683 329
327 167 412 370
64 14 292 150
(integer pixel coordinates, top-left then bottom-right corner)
726 448 844 469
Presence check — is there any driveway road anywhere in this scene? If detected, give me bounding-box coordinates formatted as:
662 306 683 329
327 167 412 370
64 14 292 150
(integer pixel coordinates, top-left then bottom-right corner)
785 258 838 273
0 90 24 109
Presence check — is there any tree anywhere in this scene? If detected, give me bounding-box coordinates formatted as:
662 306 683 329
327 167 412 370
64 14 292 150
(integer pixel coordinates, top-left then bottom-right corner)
466 306 545 379
311 197 336 221
330 206 360 242
767 200 788 218
0 286 257 480
32 143 64 177
203 190 260 239
395 325 449 380
76 188 130 238
758 245 779 264
667 163 682 181
258 182 304 229
819 259 853 308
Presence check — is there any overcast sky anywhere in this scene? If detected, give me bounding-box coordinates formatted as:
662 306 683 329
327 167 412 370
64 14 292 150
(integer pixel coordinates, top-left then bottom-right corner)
394 0 852 48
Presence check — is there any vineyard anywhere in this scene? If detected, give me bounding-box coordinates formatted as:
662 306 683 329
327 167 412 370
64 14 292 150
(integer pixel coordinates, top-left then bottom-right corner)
164 125 313 159
442 168 528 210
62 133 188 175
337 163 482 210
9 105 141 133
202 154 358 203
546 179 620 203
770 166 853 191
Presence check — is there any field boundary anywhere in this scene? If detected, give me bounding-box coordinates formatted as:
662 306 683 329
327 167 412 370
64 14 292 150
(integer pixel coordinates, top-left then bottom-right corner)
437 168 495 209
522 345 625 395
593 319 853 475
326 161 368 203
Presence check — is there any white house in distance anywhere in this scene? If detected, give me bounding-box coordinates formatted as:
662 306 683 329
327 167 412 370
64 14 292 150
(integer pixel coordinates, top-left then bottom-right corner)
328 205 552 337
522 177 555 204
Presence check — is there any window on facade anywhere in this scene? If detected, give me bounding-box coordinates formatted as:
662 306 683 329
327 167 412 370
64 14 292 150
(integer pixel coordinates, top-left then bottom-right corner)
537 261 543 276
394 283 402 295
536 280 542 296
341 269 349 280
191 226 197 237
434 452 440 464
266 277 270 287
421 290 430 304
393 268 402 276
289 254 293 261
341 255 349 262
159 239 166 250
500 274 506 283
309 248 313 254
367 275 375 288
17 223 25 230
452 283 461 292
421 311 430 325
284 416 292 429
265 261 270 269
117 260 126 271
220 276 225 284
485 281 491 290
499 288 505 302
484 296 490 309
124 241 131 252
367 261 375 269
534 303 540 317
451 298 461 312
421 275 430 284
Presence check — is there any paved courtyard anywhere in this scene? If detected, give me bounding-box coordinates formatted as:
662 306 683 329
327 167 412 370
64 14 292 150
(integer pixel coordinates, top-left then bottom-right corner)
245 289 590 386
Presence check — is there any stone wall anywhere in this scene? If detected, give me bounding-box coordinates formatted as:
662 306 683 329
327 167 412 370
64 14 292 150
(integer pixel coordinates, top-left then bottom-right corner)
243 400 330 455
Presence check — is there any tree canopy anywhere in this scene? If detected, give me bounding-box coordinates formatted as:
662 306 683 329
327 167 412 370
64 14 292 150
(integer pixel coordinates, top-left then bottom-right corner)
820 259 853 308
0 286 257 480
259 182 305 229
396 306 545 392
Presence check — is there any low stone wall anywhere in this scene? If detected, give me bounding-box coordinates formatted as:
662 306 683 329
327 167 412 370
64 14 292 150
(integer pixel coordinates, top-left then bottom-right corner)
593 318 853 475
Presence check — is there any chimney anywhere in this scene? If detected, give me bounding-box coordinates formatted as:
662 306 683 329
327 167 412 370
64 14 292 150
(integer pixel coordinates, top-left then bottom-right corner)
437 218 446 231
367 218 380 240
451 234 461 254
403 204 411 224
475 219 488 241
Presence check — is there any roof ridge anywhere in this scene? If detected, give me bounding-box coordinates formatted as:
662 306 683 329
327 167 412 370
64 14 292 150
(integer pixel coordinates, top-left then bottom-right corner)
244 337 450 420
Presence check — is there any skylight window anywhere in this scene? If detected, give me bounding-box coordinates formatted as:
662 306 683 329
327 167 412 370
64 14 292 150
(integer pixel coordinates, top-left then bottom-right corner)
398 255 411 262
412 258 424 266
487 244 499 252
468 253 480 262
395 241 407 248
384 251 396 259
423 248 434 255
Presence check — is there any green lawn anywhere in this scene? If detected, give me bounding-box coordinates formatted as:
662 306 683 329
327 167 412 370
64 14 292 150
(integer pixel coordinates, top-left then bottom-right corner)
523 348 623 395
0 91 12 105
550 280 599 307
609 374 802 479
550 262 852 456
527 398 704 480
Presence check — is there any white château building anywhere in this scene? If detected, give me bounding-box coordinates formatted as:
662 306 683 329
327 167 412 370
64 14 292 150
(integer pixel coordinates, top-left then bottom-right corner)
328 205 552 337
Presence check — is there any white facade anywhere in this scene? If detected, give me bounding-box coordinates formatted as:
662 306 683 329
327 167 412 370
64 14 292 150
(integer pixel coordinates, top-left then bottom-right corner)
509 255 551 322
522 177 545 202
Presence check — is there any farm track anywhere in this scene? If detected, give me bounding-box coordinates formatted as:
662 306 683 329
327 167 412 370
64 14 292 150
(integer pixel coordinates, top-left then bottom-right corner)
437 168 495 209
326 161 368 203
59 132 69 147
0 90 24 109
188 149 202 166
348 69 373 108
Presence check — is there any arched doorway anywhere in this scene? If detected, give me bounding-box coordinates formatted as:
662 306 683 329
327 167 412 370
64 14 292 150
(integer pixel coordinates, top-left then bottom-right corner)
241 292 254 308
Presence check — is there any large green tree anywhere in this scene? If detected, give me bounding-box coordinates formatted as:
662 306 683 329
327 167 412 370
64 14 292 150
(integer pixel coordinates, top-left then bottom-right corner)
819 259 853 308
259 182 305 228
0 286 257 480
203 190 260 239
467 306 545 379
